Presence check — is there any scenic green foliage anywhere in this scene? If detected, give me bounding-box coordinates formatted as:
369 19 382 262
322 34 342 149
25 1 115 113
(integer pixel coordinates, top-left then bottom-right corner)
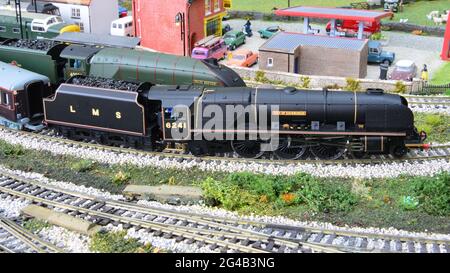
414 113 450 143
71 159 96 173
393 81 407 93
431 62 450 87
90 230 153 253
406 173 450 216
345 78 361 91
23 219 50 233
202 172 359 213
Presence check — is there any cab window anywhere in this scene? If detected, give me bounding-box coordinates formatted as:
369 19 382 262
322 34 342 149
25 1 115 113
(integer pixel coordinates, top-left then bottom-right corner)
69 59 83 69
32 26 45 32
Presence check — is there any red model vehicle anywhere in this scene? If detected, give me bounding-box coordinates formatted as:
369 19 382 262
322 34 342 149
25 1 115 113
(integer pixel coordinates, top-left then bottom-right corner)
326 20 381 36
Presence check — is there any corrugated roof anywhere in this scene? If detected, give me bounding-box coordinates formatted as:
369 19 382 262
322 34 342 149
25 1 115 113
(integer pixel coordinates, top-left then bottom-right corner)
53 32 140 48
259 32 367 53
275 6 392 22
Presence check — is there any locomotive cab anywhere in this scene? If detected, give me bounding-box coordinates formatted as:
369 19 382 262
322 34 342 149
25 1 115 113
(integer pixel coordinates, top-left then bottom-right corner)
60 45 101 79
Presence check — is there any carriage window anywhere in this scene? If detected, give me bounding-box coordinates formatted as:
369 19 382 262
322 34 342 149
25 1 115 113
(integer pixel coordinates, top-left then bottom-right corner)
0 26 5 32
13 28 20 34
2 93 10 106
112 23 117 28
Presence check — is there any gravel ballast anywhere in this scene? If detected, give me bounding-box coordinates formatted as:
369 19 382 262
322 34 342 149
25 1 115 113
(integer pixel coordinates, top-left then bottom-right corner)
0 129 448 179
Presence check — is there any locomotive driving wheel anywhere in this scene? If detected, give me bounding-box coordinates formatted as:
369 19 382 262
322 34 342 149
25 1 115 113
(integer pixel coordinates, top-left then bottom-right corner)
231 140 265 159
274 138 307 160
310 144 346 160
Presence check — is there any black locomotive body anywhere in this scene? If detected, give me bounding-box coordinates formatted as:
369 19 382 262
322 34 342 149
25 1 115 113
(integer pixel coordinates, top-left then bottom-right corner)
43 76 426 160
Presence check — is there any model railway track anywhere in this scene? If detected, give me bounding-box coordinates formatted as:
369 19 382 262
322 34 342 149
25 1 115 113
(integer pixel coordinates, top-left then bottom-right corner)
1 127 449 168
1 171 448 253
0 173 343 253
199 216 450 253
0 216 62 253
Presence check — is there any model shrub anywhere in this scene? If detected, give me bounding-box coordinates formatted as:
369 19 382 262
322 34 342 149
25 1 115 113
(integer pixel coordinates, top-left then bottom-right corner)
370 32 384 40
71 159 96 173
111 170 131 185
414 113 449 143
24 219 50 233
300 76 311 89
255 70 269 83
201 172 359 213
404 172 450 216
394 81 407 93
294 180 358 213
0 141 24 157
90 230 153 253
345 78 361 92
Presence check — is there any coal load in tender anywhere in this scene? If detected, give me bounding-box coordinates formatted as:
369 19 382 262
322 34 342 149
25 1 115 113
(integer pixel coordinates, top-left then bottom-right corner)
3 39 61 51
70 76 142 92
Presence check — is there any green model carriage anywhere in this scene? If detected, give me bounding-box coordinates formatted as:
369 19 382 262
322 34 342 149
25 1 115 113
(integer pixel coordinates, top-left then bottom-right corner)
0 9 79 40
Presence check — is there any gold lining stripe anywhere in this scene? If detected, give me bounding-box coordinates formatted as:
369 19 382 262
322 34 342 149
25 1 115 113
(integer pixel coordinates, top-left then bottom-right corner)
354 91 357 124
254 87 258 125
381 136 384 151
365 136 367 152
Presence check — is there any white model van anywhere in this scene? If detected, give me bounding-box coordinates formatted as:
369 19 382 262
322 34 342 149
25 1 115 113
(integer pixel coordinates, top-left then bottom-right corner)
111 16 133 37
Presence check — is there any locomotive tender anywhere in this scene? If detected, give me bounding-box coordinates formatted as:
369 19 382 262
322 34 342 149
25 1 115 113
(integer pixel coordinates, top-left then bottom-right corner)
0 39 245 87
42 76 427 160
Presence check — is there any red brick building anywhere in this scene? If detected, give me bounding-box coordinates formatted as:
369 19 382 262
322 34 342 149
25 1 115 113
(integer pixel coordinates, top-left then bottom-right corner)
132 0 231 56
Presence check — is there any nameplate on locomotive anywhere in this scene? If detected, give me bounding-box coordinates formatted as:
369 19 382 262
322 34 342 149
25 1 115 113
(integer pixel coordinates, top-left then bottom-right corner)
272 111 307 116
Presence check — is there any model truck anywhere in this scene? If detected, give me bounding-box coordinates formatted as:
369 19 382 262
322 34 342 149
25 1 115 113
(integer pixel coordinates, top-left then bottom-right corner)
368 40 395 65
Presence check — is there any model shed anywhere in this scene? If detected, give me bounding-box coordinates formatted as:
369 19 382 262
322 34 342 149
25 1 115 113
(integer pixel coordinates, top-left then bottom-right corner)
259 32 369 78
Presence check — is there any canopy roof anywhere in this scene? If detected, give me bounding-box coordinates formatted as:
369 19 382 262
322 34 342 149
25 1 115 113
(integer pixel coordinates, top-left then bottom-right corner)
275 6 392 22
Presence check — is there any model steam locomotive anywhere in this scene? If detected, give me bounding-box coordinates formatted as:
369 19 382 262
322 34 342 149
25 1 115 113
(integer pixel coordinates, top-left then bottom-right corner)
0 61 427 160
0 39 245 87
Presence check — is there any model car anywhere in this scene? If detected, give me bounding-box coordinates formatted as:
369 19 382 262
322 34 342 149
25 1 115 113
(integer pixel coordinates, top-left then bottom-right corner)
258 26 283 39
223 30 246 50
368 40 395 65
389 60 417 81
226 49 258 67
